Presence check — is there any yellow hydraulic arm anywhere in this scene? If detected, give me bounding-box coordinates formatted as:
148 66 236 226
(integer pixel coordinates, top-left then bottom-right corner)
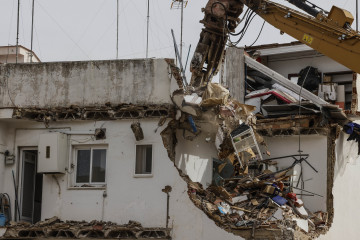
190 0 360 87
242 0 360 74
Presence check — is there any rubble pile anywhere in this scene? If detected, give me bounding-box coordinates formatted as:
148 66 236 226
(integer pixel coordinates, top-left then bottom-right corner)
162 76 335 239
2 217 171 239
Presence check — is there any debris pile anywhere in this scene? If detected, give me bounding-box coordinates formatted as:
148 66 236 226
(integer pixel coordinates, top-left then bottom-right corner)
2 217 170 239
162 75 336 239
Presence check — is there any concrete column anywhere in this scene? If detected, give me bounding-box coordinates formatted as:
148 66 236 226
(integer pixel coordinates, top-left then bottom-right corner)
224 47 245 103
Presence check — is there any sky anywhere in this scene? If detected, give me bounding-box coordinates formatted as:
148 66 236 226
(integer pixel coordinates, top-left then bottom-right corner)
0 0 357 65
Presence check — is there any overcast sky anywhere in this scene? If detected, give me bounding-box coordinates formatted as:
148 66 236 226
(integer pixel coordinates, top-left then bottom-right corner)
0 0 357 64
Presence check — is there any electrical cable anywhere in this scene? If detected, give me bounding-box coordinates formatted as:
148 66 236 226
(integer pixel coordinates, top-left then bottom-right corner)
228 11 257 46
249 21 265 47
209 3 257 48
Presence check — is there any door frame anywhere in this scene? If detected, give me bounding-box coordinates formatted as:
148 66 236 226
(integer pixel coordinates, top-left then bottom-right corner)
19 147 38 223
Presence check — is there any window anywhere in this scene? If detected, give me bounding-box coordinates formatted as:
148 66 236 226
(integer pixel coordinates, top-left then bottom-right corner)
75 147 107 185
135 145 153 175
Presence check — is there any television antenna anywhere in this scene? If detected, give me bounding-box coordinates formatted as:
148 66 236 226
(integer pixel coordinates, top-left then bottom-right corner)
171 0 189 64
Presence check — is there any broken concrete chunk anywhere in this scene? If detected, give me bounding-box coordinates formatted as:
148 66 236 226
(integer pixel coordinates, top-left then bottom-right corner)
231 195 248 204
172 91 201 116
184 93 202 106
293 218 309 233
294 199 304 208
296 206 309 218
36 216 59 227
273 208 284 220
131 122 144 141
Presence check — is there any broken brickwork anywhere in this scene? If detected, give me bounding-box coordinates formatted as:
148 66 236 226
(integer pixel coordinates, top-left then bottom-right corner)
1 217 170 239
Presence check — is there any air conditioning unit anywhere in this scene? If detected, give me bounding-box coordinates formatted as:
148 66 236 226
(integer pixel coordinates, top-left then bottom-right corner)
38 133 67 174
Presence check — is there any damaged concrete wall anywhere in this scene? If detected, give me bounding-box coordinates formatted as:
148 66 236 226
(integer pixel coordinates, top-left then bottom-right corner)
318 130 360 240
0 59 172 108
0 119 245 240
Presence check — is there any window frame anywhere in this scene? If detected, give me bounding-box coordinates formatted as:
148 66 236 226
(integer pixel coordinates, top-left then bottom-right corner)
73 145 108 186
134 144 154 178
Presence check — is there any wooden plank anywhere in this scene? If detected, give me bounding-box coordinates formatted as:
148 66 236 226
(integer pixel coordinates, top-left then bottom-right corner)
225 47 245 103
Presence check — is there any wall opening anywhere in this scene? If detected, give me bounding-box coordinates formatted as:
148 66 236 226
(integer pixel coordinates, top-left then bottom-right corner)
20 149 43 224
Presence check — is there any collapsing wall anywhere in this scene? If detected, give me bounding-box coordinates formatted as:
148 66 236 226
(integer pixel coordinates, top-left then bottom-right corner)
161 84 342 239
162 38 348 238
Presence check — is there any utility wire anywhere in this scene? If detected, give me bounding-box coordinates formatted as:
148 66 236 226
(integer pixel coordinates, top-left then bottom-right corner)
89 0 132 58
33 25 42 59
6 0 15 63
36 1 93 61
65 0 109 60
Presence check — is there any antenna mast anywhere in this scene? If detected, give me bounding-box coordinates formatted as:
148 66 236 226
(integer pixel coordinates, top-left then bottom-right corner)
30 0 35 63
171 0 189 66
16 0 20 64
146 0 150 58
116 0 119 59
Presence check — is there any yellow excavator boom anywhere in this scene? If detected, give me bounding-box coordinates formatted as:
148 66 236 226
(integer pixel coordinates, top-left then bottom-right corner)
243 0 360 74
190 0 360 87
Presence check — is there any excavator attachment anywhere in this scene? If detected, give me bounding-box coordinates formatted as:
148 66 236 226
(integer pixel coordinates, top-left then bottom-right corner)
189 0 244 87
190 0 360 87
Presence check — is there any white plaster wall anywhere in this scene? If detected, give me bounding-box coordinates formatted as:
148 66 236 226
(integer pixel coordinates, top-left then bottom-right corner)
0 119 243 240
0 59 172 108
264 135 328 213
267 54 349 78
175 130 217 188
317 131 360 240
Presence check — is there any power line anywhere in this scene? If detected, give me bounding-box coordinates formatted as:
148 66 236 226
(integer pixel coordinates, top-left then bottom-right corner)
65 0 109 60
88 0 132 57
36 1 93 61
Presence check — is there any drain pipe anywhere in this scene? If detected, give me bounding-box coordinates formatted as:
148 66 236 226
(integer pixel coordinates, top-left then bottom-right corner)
162 186 172 229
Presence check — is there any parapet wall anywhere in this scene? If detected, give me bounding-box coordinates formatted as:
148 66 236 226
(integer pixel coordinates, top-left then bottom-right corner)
0 59 172 108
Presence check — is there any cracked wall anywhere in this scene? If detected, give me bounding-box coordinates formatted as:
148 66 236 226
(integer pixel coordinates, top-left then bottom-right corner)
0 59 173 108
